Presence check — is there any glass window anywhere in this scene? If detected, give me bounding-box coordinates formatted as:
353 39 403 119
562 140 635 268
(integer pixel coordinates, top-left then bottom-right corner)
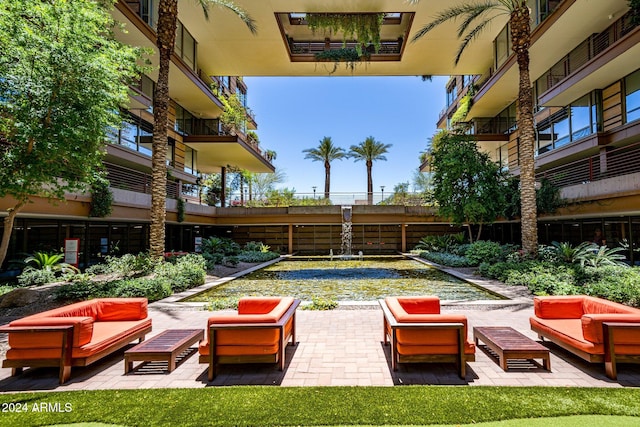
175 21 183 57
137 121 153 157
182 28 196 70
495 25 510 69
120 121 137 151
553 114 570 148
140 0 157 29
625 70 640 123
537 125 552 154
184 147 197 175
570 95 591 141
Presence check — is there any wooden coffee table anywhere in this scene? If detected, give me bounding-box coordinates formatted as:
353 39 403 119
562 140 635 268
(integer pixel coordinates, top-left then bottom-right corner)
124 329 204 373
473 326 551 371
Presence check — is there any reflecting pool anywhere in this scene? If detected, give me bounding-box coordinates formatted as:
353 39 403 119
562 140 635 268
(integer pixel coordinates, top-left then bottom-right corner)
185 257 503 302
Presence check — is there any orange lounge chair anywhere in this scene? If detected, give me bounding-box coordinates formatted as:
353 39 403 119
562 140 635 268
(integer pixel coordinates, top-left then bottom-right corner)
198 296 300 380
379 296 475 378
530 295 640 379
0 298 151 384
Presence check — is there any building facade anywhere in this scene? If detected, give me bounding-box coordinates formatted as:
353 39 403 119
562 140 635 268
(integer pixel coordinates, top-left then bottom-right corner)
430 0 640 262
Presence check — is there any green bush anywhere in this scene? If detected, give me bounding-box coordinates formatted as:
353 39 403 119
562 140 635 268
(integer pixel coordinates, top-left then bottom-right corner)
580 266 640 307
302 297 338 310
155 254 206 292
86 253 157 277
465 240 504 266
207 296 240 311
419 251 471 267
112 277 172 301
0 285 14 296
238 251 280 263
201 237 241 256
17 267 56 286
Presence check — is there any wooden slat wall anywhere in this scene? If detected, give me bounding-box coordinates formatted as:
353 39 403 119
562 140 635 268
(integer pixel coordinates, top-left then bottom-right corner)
507 130 520 169
603 81 623 132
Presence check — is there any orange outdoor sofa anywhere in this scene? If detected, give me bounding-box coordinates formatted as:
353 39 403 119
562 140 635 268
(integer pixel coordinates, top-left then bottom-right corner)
199 296 300 380
0 298 152 384
530 295 640 379
379 296 475 378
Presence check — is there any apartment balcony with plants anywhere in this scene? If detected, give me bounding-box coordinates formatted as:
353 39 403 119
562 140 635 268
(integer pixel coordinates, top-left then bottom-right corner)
107 1 275 206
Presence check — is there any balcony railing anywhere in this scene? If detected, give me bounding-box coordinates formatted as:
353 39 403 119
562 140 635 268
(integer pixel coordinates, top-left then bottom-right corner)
536 11 637 94
535 140 640 188
105 162 178 199
288 39 403 57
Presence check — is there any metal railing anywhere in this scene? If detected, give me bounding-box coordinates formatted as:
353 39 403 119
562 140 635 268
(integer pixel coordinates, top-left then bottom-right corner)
536 11 637 94
288 39 402 56
536 140 640 188
105 163 178 199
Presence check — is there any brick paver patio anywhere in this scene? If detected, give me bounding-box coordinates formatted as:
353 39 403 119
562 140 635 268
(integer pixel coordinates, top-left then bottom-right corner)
1 301 639 391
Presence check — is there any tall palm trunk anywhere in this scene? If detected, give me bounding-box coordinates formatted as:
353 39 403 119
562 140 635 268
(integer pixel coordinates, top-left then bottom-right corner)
150 0 178 259
511 6 538 255
324 160 331 199
366 160 373 204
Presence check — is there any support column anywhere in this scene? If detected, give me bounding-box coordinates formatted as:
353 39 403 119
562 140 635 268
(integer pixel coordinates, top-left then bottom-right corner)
220 166 226 207
401 224 407 253
288 224 293 255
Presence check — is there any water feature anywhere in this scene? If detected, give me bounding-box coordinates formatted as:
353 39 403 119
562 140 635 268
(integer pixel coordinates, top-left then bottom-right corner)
185 257 504 302
340 206 353 258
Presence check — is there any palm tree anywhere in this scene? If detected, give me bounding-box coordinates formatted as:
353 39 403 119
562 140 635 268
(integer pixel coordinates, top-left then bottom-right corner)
150 0 256 258
349 136 392 204
410 0 538 255
302 137 348 199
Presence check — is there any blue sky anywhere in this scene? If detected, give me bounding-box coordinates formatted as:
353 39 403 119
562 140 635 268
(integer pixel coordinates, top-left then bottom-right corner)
244 75 448 197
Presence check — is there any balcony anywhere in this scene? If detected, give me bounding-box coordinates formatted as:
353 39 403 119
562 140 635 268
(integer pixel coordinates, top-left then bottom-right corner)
105 162 179 199
537 11 639 107
535 138 640 189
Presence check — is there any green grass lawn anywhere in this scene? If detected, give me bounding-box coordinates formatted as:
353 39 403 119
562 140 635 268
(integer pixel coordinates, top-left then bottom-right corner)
0 386 639 426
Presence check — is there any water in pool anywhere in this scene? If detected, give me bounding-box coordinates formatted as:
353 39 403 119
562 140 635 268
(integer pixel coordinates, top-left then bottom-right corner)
186 257 502 302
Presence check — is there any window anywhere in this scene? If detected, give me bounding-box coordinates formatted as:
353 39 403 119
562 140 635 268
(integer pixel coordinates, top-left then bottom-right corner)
174 104 194 135
446 82 457 107
494 25 510 69
140 0 158 29
537 125 552 154
174 20 196 71
237 86 247 107
570 94 591 140
110 112 154 157
625 70 640 123
184 147 197 175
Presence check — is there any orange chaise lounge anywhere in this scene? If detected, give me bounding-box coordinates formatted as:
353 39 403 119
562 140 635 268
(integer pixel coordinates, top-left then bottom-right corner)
379 296 475 378
199 296 300 380
530 295 640 379
0 298 152 384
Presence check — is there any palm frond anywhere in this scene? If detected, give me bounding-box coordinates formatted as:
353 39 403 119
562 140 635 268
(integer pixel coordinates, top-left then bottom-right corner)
456 3 500 38
412 2 499 42
206 0 257 34
454 18 495 65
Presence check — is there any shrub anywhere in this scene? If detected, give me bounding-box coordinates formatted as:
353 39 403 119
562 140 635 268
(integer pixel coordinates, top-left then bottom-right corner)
302 297 338 310
222 255 239 267
86 253 157 277
419 251 471 267
207 296 240 311
155 254 206 292
465 240 504 266
112 277 172 301
243 241 264 252
17 267 56 286
201 237 241 256
0 285 14 296
580 266 640 307
237 251 280 263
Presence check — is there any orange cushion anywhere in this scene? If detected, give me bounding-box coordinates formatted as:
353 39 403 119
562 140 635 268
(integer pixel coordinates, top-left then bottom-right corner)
97 298 148 321
72 319 152 358
531 316 599 353
534 296 585 319
200 315 294 356
385 296 442 322
581 296 640 315
396 296 441 314
208 297 294 325
8 317 94 348
238 297 283 314
581 314 640 344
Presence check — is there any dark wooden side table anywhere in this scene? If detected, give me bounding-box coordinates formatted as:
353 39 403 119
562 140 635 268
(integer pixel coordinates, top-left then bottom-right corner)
473 326 551 372
124 329 204 373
